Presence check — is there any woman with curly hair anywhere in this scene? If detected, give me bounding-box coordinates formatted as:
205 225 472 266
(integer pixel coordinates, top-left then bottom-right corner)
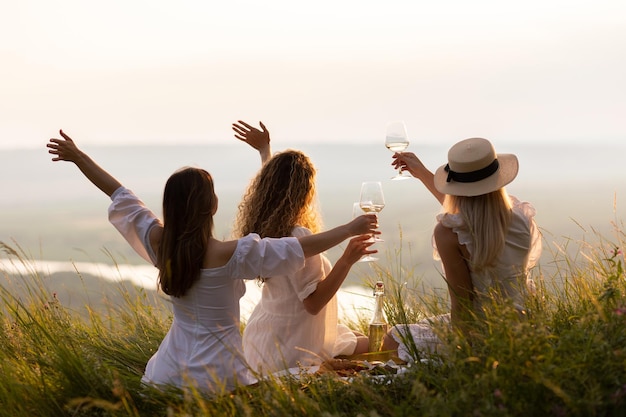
232 120 374 374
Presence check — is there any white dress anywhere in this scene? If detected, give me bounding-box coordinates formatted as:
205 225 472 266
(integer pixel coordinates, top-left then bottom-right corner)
391 196 542 361
107 187 306 393
242 226 358 374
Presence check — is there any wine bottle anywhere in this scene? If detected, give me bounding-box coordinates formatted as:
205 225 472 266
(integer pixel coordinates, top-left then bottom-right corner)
368 281 388 352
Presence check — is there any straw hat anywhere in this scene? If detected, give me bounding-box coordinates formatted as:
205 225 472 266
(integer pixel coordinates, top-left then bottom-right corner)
433 138 518 197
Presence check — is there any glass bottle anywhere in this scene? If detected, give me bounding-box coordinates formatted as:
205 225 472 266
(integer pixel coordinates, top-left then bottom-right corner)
368 281 388 352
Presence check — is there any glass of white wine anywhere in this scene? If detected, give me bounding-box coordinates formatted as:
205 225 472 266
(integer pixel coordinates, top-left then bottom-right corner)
385 121 412 180
359 181 385 243
353 202 378 262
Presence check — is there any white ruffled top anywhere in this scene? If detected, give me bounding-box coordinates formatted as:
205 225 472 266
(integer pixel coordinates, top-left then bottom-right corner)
433 196 542 312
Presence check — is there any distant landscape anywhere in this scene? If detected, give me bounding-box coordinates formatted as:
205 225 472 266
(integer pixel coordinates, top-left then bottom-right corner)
2 142 625 297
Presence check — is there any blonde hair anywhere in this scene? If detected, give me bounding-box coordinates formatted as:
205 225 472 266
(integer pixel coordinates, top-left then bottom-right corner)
234 150 321 238
442 188 512 273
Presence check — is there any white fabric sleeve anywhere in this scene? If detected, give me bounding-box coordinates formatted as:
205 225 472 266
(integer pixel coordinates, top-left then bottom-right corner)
332 324 358 357
231 234 305 280
290 227 325 302
107 187 161 265
432 212 469 262
519 201 542 269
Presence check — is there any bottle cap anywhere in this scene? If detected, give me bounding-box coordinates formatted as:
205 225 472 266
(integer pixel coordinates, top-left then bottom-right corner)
373 281 384 296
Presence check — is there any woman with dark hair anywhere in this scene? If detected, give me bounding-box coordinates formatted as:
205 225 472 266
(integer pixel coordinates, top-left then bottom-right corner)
47 130 378 393
232 121 373 374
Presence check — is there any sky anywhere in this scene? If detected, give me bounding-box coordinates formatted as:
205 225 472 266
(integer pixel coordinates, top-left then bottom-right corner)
1 0 625 149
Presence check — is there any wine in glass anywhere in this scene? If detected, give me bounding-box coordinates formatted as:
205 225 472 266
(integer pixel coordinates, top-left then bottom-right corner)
385 121 411 180
359 181 385 242
353 202 378 262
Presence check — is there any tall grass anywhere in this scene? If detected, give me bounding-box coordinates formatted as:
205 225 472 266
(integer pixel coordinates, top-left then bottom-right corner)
1 219 625 416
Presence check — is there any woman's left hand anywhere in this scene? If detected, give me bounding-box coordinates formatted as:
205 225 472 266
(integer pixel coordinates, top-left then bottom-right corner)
342 234 377 264
232 120 270 150
232 120 271 163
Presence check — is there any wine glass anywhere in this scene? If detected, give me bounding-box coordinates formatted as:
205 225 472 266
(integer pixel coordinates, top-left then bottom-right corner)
385 121 412 180
359 181 385 242
353 202 378 262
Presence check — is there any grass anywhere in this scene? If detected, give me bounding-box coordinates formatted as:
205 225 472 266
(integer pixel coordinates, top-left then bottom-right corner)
1 220 626 417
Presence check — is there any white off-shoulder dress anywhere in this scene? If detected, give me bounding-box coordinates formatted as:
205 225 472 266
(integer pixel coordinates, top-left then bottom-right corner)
107 187 305 393
242 226 358 374
390 196 542 361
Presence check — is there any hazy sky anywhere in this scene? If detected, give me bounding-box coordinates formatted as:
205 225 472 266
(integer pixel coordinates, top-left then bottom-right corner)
2 0 625 149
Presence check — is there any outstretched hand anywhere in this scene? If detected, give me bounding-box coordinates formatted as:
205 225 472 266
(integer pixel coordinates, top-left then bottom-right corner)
349 214 380 237
232 120 271 163
391 151 425 178
392 151 445 204
46 129 122 196
47 130 82 163
232 120 270 150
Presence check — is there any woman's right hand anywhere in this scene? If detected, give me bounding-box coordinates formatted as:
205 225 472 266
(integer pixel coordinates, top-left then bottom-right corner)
47 130 83 163
46 129 123 197
391 151 428 179
349 214 379 237
392 151 445 204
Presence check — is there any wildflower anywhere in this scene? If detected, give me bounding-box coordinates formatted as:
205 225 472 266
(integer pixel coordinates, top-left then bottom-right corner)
615 306 626 316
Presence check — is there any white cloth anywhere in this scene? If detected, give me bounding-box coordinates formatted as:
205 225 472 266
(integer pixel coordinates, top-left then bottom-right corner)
391 196 542 361
242 226 357 374
108 187 305 393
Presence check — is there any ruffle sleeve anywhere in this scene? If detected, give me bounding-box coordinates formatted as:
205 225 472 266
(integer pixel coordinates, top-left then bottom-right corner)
230 233 305 280
432 195 542 265
108 187 162 265
512 197 542 269
432 212 472 261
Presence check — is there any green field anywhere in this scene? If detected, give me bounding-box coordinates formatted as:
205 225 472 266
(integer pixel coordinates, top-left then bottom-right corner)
1 216 625 416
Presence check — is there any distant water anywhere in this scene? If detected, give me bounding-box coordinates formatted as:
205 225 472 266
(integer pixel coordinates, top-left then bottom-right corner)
2 141 625 302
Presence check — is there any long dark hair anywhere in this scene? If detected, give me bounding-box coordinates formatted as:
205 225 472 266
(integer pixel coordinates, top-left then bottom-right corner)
157 167 216 297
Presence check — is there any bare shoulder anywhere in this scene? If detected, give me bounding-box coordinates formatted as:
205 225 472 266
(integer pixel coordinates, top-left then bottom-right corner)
204 238 239 269
433 222 457 246
434 222 470 259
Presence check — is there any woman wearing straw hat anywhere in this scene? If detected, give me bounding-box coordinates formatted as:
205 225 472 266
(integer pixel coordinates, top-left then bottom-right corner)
382 138 542 361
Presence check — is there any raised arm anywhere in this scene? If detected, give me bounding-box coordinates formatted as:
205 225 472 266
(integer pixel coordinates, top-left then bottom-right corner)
303 234 375 315
232 120 271 164
392 152 445 204
47 130 122 197
297 214 378 258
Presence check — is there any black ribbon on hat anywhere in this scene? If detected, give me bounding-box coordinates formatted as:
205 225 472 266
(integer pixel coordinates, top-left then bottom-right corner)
445 159 499 183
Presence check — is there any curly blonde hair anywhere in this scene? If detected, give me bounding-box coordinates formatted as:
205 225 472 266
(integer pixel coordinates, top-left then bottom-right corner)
234 150 321 238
